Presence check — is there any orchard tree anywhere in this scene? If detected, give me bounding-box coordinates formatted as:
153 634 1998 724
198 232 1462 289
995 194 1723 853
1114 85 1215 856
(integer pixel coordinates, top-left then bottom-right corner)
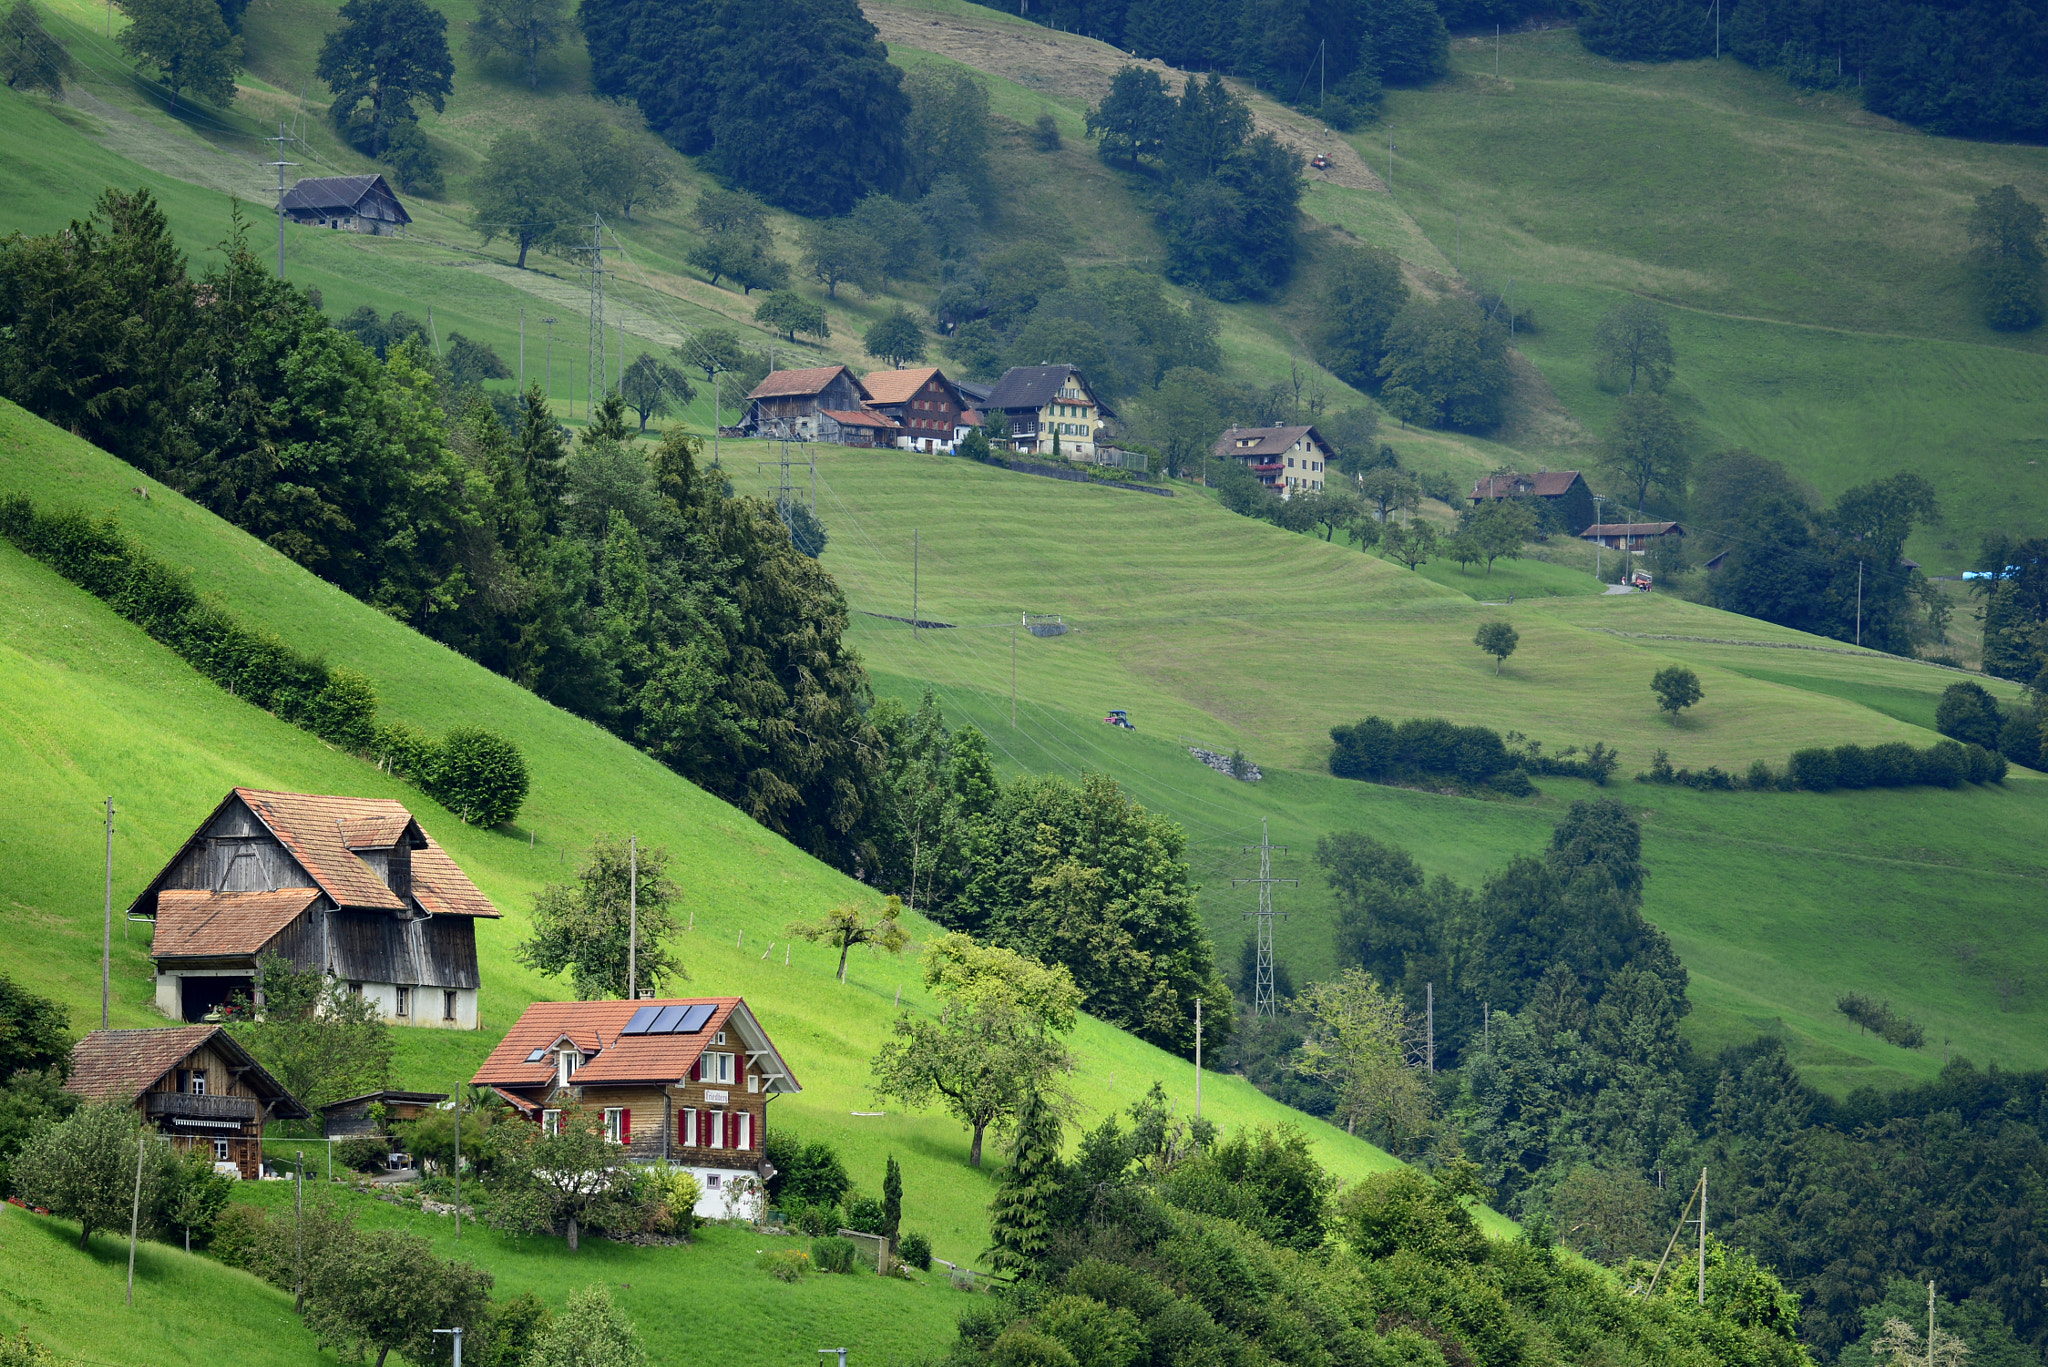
1651 664 1703 724
470 131 574 268
786 896 908 983
1967 185 2045 332
1593 298 1676 394
619 353 693 431
1381 519 1437 571
317 0 454 156
303 1226 493 1366
798 219 874 299
1085 64 1173 170
12 1102 170 1247
754 290 828 343
2 1 76 99
863 308 926 368
228 952 393 1110
518 834 684 999
1601 393 1693 514
1475 619 1519 675
119 0 241 109
1469 497 1538 574
465 0 564 89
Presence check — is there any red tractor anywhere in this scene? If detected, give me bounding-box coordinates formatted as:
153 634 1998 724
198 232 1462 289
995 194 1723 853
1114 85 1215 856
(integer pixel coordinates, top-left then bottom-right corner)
1103 709 1135 730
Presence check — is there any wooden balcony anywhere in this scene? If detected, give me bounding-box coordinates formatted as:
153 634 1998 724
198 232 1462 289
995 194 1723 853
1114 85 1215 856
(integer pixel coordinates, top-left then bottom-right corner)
145 1092 258 1123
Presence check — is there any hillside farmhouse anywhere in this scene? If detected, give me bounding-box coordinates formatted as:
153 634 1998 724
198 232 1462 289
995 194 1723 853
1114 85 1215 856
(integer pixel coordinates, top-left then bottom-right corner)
981 364 1116 460
132 789 499 1028
1214 424 1334 499
744 366 873 441
1581 521 1685 552
863 367 970 452
1470 470 1597 534
279 175 411 236
65 1026 307 1179
473 997 799 1218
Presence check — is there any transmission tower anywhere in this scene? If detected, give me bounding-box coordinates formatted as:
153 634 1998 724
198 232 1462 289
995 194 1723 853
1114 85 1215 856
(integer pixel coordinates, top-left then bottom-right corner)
1234 819 1297 1017
263 126 297 280
584 216 607 405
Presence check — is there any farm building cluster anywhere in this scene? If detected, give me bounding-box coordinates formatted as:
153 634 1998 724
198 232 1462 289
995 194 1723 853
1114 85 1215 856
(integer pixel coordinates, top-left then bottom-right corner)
64 786 796 1214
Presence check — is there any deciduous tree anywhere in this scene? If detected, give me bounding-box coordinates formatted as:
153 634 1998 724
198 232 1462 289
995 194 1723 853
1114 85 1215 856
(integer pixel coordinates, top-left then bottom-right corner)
1967 185 2045 332
1085 64 1172 170
1377 296 1511 431
1475 619 1519 674
1292 968 1432 1153
227 952 393 1110
317 0 453 156
863 308 927 368
465 0 564 89
618 353 692 431
303 1225 492 1367
519 834 684 999
470 132 574 268
1593 298 1676 394
1601 392 1692 514
12 1102 170 1247
1311 244 1408 389
119 0 241 109
786 896 909 983
1651 664 1703 723
1 1 73 98
753 289 827 343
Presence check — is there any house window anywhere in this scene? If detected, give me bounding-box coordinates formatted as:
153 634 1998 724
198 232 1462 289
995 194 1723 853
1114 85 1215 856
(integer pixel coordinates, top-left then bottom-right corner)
706 1173 721 1190
349 983 363 997
708 1109 725 1149
702 1051 735 1084
715 1031 727 1045
737 1111 754 1150
681 1106 698 1146
542 1109 561 1137
558 1049 583 1086
214 1139 230 1161
747 1069 760 1094
190 1070 206 1096
603 1107 628 1144
443 991 457 1021
395 986 410 1017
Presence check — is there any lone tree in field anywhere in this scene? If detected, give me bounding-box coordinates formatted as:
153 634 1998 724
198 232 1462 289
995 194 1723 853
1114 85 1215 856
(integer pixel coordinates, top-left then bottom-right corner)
863 308 927 368
1593 298 1676 394
619 353 694 431
754 290 828 344
1966 184 2045 332
787 896 908 983
1651 664 1703 724
1474 620 1519 675
2 1 77 99
317 0 454 156
119 0 241 110
519 835 684 999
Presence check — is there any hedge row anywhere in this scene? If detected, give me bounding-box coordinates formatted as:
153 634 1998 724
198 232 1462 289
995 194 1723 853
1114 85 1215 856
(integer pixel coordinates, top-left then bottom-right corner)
0 494 529 827
1935 680 2046 771
1639 740 2005 792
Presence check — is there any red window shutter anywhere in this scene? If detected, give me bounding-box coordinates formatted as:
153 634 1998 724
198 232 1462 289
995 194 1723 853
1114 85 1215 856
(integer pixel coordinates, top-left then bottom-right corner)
728 1111 739 1148
689 1057 699 1081
621 1109 631 1144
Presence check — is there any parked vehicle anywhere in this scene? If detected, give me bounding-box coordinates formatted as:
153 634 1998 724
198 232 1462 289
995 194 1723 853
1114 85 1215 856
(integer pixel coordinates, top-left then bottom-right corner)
1104 709 1135 730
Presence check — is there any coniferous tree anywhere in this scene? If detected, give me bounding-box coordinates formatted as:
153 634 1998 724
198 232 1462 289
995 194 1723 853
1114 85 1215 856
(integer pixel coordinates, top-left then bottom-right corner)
985 1089 1065 1278
881 1154 902 1244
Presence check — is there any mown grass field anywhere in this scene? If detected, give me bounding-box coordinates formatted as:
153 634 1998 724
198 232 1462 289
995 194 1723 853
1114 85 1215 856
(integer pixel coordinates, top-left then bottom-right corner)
708 441 2048 1094
1362 30 2048 569
0 401 1462 1364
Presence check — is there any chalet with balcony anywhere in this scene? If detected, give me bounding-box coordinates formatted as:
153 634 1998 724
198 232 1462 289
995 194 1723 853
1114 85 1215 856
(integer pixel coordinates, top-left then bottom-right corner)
1213 425 1334 499
131 789 500 1028
1580 521 1685 552
981 365 1115 460
862 368 969 452
1470 470 1597 534
473 997 800 1219
744 366 872 441
65 1026 307 1179
279 174 411 237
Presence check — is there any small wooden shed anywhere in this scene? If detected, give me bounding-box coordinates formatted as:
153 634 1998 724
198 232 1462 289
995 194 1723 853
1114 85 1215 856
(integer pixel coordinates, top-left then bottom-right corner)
320 1089 450 1139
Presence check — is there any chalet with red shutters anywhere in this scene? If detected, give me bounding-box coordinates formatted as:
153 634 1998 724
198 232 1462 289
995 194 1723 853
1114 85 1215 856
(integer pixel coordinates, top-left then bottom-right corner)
743 365 872 442
1212 424 1334 499
862 367 969 452
473 997 800 1218
65 1026 308 1179
130 789 499 1029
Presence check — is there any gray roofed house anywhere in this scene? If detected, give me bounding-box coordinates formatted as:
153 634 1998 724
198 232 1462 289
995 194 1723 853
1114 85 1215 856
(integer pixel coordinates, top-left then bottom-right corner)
279 175 411 236
981 364 1117 461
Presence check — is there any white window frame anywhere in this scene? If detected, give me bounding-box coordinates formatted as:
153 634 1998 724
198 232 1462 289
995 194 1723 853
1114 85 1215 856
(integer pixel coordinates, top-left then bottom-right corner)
213 1138 230 1161
542 1109 561 1137
603 1107 625 1144
682 1106 698 1146
190 1070 207 1096
738 1111 753 1150
747 1069 759 1094
558 1049 582 1086
708 1109 725 1150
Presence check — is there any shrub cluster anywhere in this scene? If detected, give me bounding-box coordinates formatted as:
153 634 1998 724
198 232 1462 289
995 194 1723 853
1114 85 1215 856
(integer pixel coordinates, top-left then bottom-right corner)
1935 680 2045 771
810 1235 859 1274
0 494 529 826
1330 716 1585 796
1837 992 1926 1049
757 1248 811 1282
896 1230 933 1271
1641 740 2004 792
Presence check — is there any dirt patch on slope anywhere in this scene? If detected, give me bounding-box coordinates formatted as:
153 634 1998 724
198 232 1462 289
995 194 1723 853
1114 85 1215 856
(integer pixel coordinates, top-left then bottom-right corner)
864 3 1385 193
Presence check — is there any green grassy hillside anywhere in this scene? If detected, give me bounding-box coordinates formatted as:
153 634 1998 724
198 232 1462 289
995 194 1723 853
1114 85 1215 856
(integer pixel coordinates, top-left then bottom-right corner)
0 400 1465 1351
710 441 2048 1094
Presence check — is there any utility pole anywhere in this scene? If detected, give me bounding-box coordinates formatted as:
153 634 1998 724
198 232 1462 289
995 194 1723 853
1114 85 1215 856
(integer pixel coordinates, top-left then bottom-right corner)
1496 24 1501 76
1455 212 1461 275
912 530 919 641
1426 982 1435 1074
126 1131 145 1311
293 1153 305 1311
1233 820 1297 1018
1010 628 1017 727
1593 494 1608 580
627 834 637 1001
1698 1166 1708 1305
518 308 525 391
265 127 297 280
452 1084 461 1238
1193 997 1202 1120
434 1328 464 1367
1928 1281 1936 1367
585 215 606 410
1856 559 1864 646
542 317 556 406
1388 128 1395 195
102 796 115 1029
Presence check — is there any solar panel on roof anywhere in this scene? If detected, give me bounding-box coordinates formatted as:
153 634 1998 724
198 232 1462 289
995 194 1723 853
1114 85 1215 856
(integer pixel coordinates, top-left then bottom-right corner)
648 1004 690 1033
620 1005 662 1036
676 1003 716 1034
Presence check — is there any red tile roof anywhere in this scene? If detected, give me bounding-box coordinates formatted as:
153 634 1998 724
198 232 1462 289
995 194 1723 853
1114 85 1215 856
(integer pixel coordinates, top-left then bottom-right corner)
821 408 897 429
747 366 865 401
410 840 498 917
151 888 322 959
474 998 801 1094
1472 471 1585 500
65 1027 308 1116
339 815 413 850
859 367 946 406
1212 425 1322 459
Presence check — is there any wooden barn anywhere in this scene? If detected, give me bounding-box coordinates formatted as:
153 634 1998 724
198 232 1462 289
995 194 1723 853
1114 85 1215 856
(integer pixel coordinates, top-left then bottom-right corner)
320 1089 450 1140
861 367 969 452
1470 470 1598 535
473 997 800 1218
132 789 500 1028
743 366 872 441
279 174 412 236
65 1026 307 1179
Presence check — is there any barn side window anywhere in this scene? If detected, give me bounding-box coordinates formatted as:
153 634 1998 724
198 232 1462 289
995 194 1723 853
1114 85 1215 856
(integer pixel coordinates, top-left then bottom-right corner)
443 991 457 1021
395 986 410 1018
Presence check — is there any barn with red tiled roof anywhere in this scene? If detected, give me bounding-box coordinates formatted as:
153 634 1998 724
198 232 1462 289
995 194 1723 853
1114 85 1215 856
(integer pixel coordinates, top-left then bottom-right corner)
476 997 800 1217
743 366 871 441
66 1025 307 1179
132 789 499 1029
